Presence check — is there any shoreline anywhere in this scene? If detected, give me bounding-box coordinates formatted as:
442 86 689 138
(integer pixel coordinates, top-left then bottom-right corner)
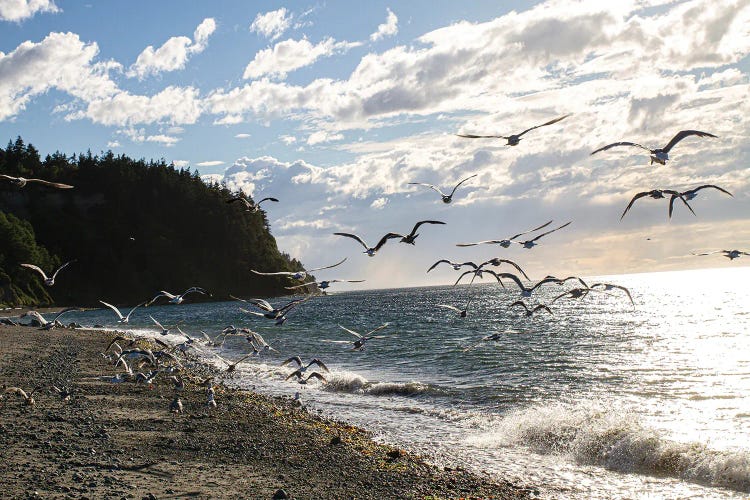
0 325 534 499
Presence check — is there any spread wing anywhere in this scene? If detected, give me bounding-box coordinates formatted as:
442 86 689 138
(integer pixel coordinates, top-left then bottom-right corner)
620 192 651 220
509 220 553 240
26 178 74 189
448 174 478 197
307 257 347 273
20 264 49 280
374 233 401 251
408 220 446 237
52 260 76 280
334 232 369 250
526 221 571 242
408 182 446 197
662 130 717 153
99 300 124 320
257 197 279 205
688 184 733 198
517 114 570 137
456 134 506 139
338 325 362 338
591 142 651 155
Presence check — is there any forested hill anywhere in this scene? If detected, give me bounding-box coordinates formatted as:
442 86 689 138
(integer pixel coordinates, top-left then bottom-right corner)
0 137 304 307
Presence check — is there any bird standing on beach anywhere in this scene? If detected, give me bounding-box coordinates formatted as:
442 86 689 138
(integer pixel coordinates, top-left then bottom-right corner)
408 174 478 204
591 130 717 165
20 260 76 286
457 114 570 146
0 174 74 189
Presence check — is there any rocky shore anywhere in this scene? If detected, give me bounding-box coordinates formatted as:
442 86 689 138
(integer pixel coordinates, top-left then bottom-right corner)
0 325 534 499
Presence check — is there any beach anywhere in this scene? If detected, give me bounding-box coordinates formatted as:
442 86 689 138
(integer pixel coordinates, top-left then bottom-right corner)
0 324 533 500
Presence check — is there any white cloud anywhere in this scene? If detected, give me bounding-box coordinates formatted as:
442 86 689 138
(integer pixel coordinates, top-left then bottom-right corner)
0 32 119 121
106 140 121 148
280 134 297 144
370 8 398 42
80 85 202 126
234 133 251 138
0 0 59 22
196 160 225 167
128 18 216 78
250 8 292 41
307 130 343 145
173 160 189 168
243 37 360 80
145 134 179 146
370 197 389 209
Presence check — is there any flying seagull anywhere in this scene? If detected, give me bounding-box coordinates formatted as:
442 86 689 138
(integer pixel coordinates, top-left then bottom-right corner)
390 220 446 244
408 174 477 204
692 249 749 260
333 232 401 256
457 220 553 248
21 307 81 330
620 190 694 220
668 185 733 218
285 279 365 292
227 195 279 212
591 130 717 165
462 330 527 351
250 257 347 281
589 283 635 306
147 287 211 306
427 260 479 273
20 260 76 286
437 303 471 318
286 372 327 384
323 323 390 351
0 174 74 189
513 221 571 248
457 114 570 146
99 300 145 324
510 300 553 317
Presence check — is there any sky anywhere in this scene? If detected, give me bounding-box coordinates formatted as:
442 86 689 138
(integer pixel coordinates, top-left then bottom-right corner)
1 0 749 290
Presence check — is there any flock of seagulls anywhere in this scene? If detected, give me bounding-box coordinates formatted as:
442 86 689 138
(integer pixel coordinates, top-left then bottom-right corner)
1 112 745 414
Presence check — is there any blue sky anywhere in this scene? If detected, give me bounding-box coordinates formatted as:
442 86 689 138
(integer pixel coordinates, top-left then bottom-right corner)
1 0 749 289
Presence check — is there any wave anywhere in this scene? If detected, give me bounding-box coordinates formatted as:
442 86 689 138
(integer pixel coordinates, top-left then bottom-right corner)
470 402 750 493
323 371 433 396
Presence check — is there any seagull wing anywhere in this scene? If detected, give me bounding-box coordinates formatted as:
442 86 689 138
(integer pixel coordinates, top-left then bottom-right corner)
591 141 651 155
427 259 452 272
668 194 696 218
621 192 651 220
125 302 146 321
483 259 530 280
284 282 313 290
51 307 81 323
182 286 210 298
534 305 554 315
661 130 717 153
456 240 506 247
227 197 250 207
374 233 401 251
453 270 477 286
456 134 505 139
517 114 570 137
448 174 478 197
437 304 462 312
334 232 370 250
307 257 347 272
366 323 389 336
509 220 553 240
51 260 76 280
149 315 165 331
527 221 571 242
306 372 327 382
494 272 525 292
408 182 446 197
26 178 74 189
408 220 446 238
247 298 273 311
510 300 530 313
257 197 279 205
282 356 303 368
99 300 124 320
239 308 265 317
689 184 733 198
311 359 330 372
338 325 362 338
250 269 296 276
20 264 49 281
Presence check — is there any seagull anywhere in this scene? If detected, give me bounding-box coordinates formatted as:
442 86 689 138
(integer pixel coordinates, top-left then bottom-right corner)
246 330 277 354
99 300 145 324
323 323 390 351
437 303 470 318
235 295 310 320
453 268 507 286
147 287 211 306
282 356 330 373
217 352 257 373
589 283 635 306
510 301 553 317
551 287 593 303
491 273 563 297
2 386 40 406
285 279 365 291
226 195 279 212
668 185 733 218
21 307 81 330
457 114 570 146
333 232 401 256
514 221 571 248
456 220 553 248
478 258 531 280
591 130 717 165
620 190 694 220
408 174 477 204
390 220 446 244
286 371 327 384
692 249 749 260
250 258 347 281
462 330 526 351
543 275 589 289
19 260 76 286
427 260 479 273
0 174 74 189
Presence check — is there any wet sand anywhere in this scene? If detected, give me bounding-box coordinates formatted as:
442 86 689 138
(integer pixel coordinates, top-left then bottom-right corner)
0 325 534 499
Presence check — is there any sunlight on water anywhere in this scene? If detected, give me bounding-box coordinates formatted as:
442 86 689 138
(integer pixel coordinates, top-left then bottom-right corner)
56 266 750 499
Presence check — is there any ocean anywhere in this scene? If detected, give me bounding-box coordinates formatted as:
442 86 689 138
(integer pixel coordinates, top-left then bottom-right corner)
57 266 750 499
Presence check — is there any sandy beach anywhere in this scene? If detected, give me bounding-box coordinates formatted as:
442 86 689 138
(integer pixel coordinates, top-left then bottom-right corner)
0 324 533 499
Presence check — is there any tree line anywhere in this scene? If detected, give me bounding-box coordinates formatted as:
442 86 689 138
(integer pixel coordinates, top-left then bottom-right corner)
0 137 304 307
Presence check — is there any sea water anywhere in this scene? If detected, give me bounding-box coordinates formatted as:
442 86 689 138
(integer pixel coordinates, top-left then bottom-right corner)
59 266 750 499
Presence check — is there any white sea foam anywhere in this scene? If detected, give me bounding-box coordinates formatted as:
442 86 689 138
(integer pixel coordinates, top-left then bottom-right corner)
323 371 431 396
468 402 750 493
